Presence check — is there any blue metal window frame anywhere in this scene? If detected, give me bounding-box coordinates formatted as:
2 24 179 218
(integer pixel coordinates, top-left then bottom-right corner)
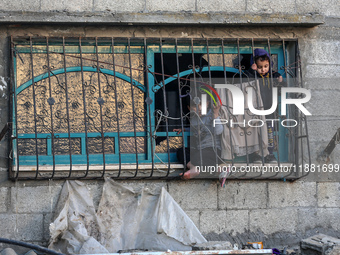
12 40 288 168
147 43 287 163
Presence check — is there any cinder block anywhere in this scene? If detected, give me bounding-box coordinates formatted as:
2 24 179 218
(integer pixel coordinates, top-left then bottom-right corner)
0 187 8 213
200 210 226 234
305 90 340 116
197 0 245 12
93 0 145 12
318 182 340 208
304 40 340 65
268 181 316 208
246 0 296 14
41 0 93 11
304 78 340 91
184 210 200 229
307 118 340 142
168 181 218 210
1 0 40 11
296 0 340 17
218 181 267 209
246 0 272 13
147 0 195 12
250 209 298 234
298 208 340 231
305 65 340 79
11 185 62 213
0 214 44 241
63 0 93 12
225 210 249 236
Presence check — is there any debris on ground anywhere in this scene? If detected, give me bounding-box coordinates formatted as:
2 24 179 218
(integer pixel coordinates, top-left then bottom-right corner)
301 234 340 255
326 246 340 255
192 241 233 250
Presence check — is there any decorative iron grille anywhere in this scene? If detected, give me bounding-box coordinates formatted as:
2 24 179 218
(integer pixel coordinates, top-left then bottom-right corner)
9 37 310 180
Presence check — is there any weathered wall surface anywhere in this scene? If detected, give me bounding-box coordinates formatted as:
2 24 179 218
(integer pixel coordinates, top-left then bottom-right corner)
0 0 339 16
0 0 339 251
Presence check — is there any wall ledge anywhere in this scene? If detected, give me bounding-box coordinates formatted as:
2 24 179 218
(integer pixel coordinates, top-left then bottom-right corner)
0 12 325 27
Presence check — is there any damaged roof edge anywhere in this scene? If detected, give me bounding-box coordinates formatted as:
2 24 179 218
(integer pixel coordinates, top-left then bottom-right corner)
0 12 325 27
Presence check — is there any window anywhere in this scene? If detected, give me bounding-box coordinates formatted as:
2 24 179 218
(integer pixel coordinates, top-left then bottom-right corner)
10 37 310 180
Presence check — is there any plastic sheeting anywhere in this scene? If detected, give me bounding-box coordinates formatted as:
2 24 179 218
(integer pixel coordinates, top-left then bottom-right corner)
49 178 207 254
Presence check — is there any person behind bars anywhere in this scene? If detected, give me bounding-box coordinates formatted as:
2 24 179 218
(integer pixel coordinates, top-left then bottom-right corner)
244 48 283 163
174 89 223 179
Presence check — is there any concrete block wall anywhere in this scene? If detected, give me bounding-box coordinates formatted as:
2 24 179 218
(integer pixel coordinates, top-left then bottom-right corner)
0 180 339 249
0 0 339 17
0 0 339 251
0 182 63 245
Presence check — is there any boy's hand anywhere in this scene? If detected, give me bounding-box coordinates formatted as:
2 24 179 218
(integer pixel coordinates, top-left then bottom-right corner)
251 63 257 71
213 103 221 119
173 128 183 134
277 75 283 83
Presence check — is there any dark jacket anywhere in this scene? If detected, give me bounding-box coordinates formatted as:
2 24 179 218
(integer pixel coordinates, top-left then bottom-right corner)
243 68 282 119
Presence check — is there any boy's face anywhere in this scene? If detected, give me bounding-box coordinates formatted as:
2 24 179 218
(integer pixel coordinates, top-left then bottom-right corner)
188 103 202 115
255 59 270 76
188 100 209 116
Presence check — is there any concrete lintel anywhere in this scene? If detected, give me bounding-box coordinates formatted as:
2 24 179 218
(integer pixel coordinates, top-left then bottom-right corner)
0 12 325 27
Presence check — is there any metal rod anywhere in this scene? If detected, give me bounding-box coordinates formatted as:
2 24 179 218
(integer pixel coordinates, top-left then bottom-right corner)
277 38 285 165
144 37 155 178
159 38 171 177
221 38 235 166
95 37 106 177
175 38 187 175
190 38 204 169
298 40 311 178
205 38 220 170
237 38 250 171
266 39 281 179
127 38 139 178
62 37 73 178
111 37 122 178
79 37 90 177
29 37 40 179
250 38 265 179
0 238 64 255
9 37 19 180
46 37 56 179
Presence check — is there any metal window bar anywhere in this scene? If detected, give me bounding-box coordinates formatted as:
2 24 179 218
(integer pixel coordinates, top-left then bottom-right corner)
175 38 187 173
221 39 235 167
143 37 155 178
251 38 265 172
112 38 122 178
190 38 204 171
29 37 40 179
79 37 90 177
159 38 171 178
62 37 74 179
9 37 310 180
205 38 219 171
46 37 56 179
